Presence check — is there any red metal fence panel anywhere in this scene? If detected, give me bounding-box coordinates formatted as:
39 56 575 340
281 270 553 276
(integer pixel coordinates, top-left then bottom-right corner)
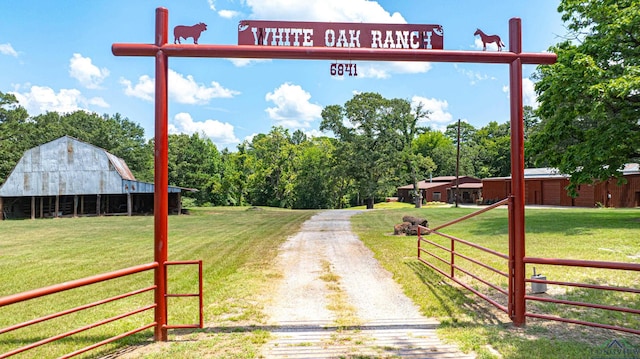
417 205 640 336
524 257 640 335
0 260 203 358
0 263 158 358
164 260 204 330
417 199 511 314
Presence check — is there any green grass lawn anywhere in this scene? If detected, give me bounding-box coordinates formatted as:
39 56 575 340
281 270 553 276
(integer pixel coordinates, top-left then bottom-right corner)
1 205 639 359
351 206 640 359
0 207 317 358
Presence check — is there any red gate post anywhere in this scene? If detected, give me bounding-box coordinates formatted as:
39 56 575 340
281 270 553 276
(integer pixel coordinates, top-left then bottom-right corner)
153 7 169 342
508 18 526 327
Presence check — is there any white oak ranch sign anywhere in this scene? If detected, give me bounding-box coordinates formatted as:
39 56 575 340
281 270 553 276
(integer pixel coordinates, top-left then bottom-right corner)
238 20 443 50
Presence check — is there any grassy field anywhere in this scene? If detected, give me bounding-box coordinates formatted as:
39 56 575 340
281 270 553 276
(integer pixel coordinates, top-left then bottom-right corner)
1 205 639 358
351 204 640 359
0 207 317 358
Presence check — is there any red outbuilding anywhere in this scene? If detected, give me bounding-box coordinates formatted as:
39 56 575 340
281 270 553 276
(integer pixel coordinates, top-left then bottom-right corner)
481 164 640 207
397 176 482 204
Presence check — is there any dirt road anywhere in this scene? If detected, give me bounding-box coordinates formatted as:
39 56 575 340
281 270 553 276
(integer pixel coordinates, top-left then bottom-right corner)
260 210 474 358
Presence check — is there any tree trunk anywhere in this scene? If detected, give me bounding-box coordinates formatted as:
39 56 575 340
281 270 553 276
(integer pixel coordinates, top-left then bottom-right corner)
408 160 421 208
366 197 374 209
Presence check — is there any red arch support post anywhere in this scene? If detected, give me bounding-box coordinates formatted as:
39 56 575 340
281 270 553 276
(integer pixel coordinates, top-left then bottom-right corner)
112 8 555 340
508 18 526 326
153 7 169 342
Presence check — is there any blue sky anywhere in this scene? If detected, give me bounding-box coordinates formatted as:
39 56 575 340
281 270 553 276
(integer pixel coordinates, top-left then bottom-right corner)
0 1 566 150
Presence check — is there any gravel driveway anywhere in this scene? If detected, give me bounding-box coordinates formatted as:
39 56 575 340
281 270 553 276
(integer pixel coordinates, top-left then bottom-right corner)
260 210 474 358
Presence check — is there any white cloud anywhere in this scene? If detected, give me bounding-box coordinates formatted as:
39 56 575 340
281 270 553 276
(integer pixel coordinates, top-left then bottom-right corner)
228 58 271 67
0 43 18 57
303 129 324 138
69 53 109 89
207 0 216 11
265 83 322 128
218 9 241 19
454 64 495 85
522 78 538 108
502 78 538 108
120 69 240 104
170 70 240 104
244 133 258 143
120 75 154 101
169 112 239 145
245 0 405 23
357 61 432 79
411 96 453 130
11 85 108 115
88 97 109 108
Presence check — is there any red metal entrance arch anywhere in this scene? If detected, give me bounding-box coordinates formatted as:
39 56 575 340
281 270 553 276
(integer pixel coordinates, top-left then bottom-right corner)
111 7 556 341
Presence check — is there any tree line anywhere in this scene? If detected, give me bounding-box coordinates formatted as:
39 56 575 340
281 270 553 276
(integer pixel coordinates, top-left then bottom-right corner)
0 90 541 209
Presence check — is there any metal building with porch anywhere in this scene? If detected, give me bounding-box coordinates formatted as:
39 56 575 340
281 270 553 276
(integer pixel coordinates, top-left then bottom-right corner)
0 136 185 219
397 176 482 204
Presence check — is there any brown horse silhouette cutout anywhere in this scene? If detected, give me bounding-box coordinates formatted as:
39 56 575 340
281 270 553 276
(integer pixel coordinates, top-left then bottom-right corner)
474 29 505 51
174 23 207 44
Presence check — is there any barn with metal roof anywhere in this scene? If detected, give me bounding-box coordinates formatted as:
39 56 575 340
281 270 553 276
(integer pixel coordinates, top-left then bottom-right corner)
0 136 186 219
482 165 640 207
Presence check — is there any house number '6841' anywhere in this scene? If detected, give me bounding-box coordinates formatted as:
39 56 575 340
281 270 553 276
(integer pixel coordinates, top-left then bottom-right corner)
330 63 358 76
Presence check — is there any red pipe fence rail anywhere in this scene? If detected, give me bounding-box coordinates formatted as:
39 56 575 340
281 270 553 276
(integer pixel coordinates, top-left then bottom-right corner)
523 257 640 335
0 261 203 358
418 198 511 314
164 260 204 330
417 202 640 335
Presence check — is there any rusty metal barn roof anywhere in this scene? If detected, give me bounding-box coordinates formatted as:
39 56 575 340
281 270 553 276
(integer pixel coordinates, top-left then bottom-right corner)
0 136 184 197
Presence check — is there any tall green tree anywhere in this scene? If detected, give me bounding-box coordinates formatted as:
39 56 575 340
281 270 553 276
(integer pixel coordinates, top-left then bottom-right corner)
321 92 401 209
245 127 297 208
214 147 247 206
532 0 640 193
523 105 541 168
444 121 479 177
0 93 30 185
292 136 338 209
413 130 454 177
387 99 436 207
167 133 221 205
473 121 511 178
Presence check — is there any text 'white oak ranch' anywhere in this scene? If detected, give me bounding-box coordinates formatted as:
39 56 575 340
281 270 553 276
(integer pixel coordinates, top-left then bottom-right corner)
238 21 444 50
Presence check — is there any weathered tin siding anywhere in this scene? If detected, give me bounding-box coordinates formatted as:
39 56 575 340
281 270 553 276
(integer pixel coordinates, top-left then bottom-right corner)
0 136 128 196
